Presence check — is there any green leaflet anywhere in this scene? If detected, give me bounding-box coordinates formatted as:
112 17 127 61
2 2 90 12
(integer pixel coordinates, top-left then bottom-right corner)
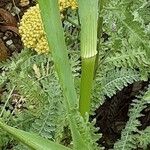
114 90 149 150
0 121 71 150
104 46 149 69
114 10 150 57
135 127 150 149
143 88 150 102
101 68 140 98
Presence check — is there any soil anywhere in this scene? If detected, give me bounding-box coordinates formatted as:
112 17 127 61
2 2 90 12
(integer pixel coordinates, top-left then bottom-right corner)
0 0 36 61
95 81 150 149
0 1 150 150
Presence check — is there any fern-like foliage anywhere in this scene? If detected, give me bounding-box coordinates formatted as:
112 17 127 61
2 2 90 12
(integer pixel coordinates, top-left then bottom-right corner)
114 88 150 150
10 71 47 114
0 1 149 149
70 52 81 77
104 47 149 69
63 8 80 51
31 106 56 140
92 68 141 111
101 68 140 98
0 49 66 148
0 72 7 86
116 11 149 46
31 73 66 142
137 1 150 25
72 112 102 150
13 144 29 150
101 0 150 72
135 126 150 149
1 49 53 115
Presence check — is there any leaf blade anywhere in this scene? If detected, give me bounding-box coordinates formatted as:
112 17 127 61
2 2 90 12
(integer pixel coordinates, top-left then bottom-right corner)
0 121 71 150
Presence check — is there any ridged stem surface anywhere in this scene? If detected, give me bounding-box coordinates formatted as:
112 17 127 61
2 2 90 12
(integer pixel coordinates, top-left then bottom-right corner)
78 0 98 116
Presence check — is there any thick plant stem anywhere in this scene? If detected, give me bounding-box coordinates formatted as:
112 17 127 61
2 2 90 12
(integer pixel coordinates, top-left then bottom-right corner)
79 56 96 116
78 0 98 116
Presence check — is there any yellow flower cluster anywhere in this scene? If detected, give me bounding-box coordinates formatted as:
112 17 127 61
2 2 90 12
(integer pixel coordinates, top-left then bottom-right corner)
19 1 77 54
19 4 48 54
59 0 77 11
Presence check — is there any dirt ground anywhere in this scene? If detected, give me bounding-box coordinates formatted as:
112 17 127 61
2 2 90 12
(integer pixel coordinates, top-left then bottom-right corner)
0 0 36 61
95 81 150 149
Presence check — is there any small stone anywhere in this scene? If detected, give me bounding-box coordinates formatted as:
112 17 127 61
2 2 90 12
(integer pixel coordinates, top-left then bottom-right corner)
3 36 7 40
12 6 21 15
6 40 13 46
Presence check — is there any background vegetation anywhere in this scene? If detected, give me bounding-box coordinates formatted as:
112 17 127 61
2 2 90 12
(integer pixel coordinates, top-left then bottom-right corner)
0 0 150 149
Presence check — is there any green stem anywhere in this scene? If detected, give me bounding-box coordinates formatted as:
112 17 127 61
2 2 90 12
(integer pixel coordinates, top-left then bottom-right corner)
79 56 96 116
78 0 98 116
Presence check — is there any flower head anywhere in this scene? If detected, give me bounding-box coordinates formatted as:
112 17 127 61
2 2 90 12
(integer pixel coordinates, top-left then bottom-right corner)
19 1 77 54
19 4 48 54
